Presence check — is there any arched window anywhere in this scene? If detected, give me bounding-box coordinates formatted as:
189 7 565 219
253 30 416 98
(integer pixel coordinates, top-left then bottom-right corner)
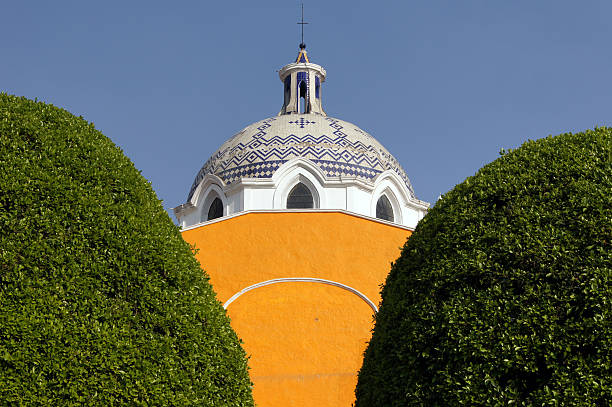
287 183 313 209
299 81 307 113
376 195 394 222
284 76 291 106
207 197 223 220
297 72 308 113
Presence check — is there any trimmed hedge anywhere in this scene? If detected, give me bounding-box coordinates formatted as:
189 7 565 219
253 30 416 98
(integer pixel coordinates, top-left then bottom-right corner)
356 128 611 406
0 94 253 406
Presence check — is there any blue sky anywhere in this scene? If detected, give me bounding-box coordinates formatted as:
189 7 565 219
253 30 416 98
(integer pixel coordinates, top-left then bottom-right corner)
3 1 610 216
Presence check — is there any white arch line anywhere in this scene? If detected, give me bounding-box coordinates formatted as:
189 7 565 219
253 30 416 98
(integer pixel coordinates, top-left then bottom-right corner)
222 277 378 313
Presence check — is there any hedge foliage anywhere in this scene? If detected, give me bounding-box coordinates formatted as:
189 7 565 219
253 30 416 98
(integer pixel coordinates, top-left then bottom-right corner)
356 128 611 406
0 94 253 406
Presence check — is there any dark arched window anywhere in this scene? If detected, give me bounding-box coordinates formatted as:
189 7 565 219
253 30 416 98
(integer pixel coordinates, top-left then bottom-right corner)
207 197 223 220
284 76 291 106
297 71 308 113
287 183 314 209
376 195 394 222
299 81 308 113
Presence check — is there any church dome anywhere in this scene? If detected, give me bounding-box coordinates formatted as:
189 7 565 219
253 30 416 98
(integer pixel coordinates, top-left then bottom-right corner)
175 46 429 229
187 114 415 202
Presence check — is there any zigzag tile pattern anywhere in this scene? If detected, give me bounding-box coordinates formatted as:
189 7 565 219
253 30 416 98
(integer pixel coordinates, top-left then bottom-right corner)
188 115 415 200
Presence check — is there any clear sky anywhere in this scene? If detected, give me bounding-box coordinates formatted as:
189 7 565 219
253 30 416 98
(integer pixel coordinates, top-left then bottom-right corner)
3 1 610 217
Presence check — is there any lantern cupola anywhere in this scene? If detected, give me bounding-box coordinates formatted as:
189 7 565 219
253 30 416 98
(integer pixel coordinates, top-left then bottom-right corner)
278 46 326 116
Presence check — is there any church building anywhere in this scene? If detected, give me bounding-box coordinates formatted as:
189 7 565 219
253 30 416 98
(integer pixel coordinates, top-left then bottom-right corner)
174 43 429 406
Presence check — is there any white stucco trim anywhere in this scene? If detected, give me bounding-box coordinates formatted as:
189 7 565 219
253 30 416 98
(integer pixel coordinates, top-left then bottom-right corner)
272 158 327 185
176 161 430 229
173 202 196 219
190 174 226 207
279 62 326 82
223 277 378 313
235 174 374 191
179 208 415 232
273 158 327 209
371 170 412 206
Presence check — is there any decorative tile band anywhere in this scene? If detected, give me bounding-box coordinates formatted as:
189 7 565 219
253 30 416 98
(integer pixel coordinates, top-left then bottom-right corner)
188 116 414 200
214 159 383 185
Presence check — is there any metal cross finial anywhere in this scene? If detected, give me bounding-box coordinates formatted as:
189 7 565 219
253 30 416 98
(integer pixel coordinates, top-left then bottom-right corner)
297 3 308 49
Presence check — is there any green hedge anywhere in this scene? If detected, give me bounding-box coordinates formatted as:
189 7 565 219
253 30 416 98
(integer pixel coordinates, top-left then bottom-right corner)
0 94 253 406
356 128 611 406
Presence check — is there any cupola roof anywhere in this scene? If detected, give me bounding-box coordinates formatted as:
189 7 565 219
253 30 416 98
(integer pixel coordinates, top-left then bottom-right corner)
296 48 309 63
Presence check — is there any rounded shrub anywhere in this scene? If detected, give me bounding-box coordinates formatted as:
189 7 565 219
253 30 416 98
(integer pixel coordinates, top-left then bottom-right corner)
0 94 253 406
356 128 611 406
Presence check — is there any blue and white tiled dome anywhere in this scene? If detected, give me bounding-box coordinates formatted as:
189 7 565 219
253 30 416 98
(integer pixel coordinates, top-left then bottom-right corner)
175 46 430 229
188 114 415 201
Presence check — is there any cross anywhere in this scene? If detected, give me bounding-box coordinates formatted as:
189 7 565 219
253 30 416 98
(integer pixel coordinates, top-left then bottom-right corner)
289 117 315 128
297 3 308 49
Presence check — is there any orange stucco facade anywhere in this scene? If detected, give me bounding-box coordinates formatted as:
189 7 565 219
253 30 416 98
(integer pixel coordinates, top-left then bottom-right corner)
181 211 411 406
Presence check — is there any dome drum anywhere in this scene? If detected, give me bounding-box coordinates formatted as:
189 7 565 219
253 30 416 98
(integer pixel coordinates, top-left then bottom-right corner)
175 150 428 230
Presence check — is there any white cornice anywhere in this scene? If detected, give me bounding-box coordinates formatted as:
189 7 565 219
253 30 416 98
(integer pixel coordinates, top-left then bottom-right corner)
279 62 326 81
179 209 415 232
172 202 196 218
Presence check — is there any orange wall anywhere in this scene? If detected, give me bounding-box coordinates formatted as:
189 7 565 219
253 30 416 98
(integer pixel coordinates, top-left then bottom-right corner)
181 212 411 406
